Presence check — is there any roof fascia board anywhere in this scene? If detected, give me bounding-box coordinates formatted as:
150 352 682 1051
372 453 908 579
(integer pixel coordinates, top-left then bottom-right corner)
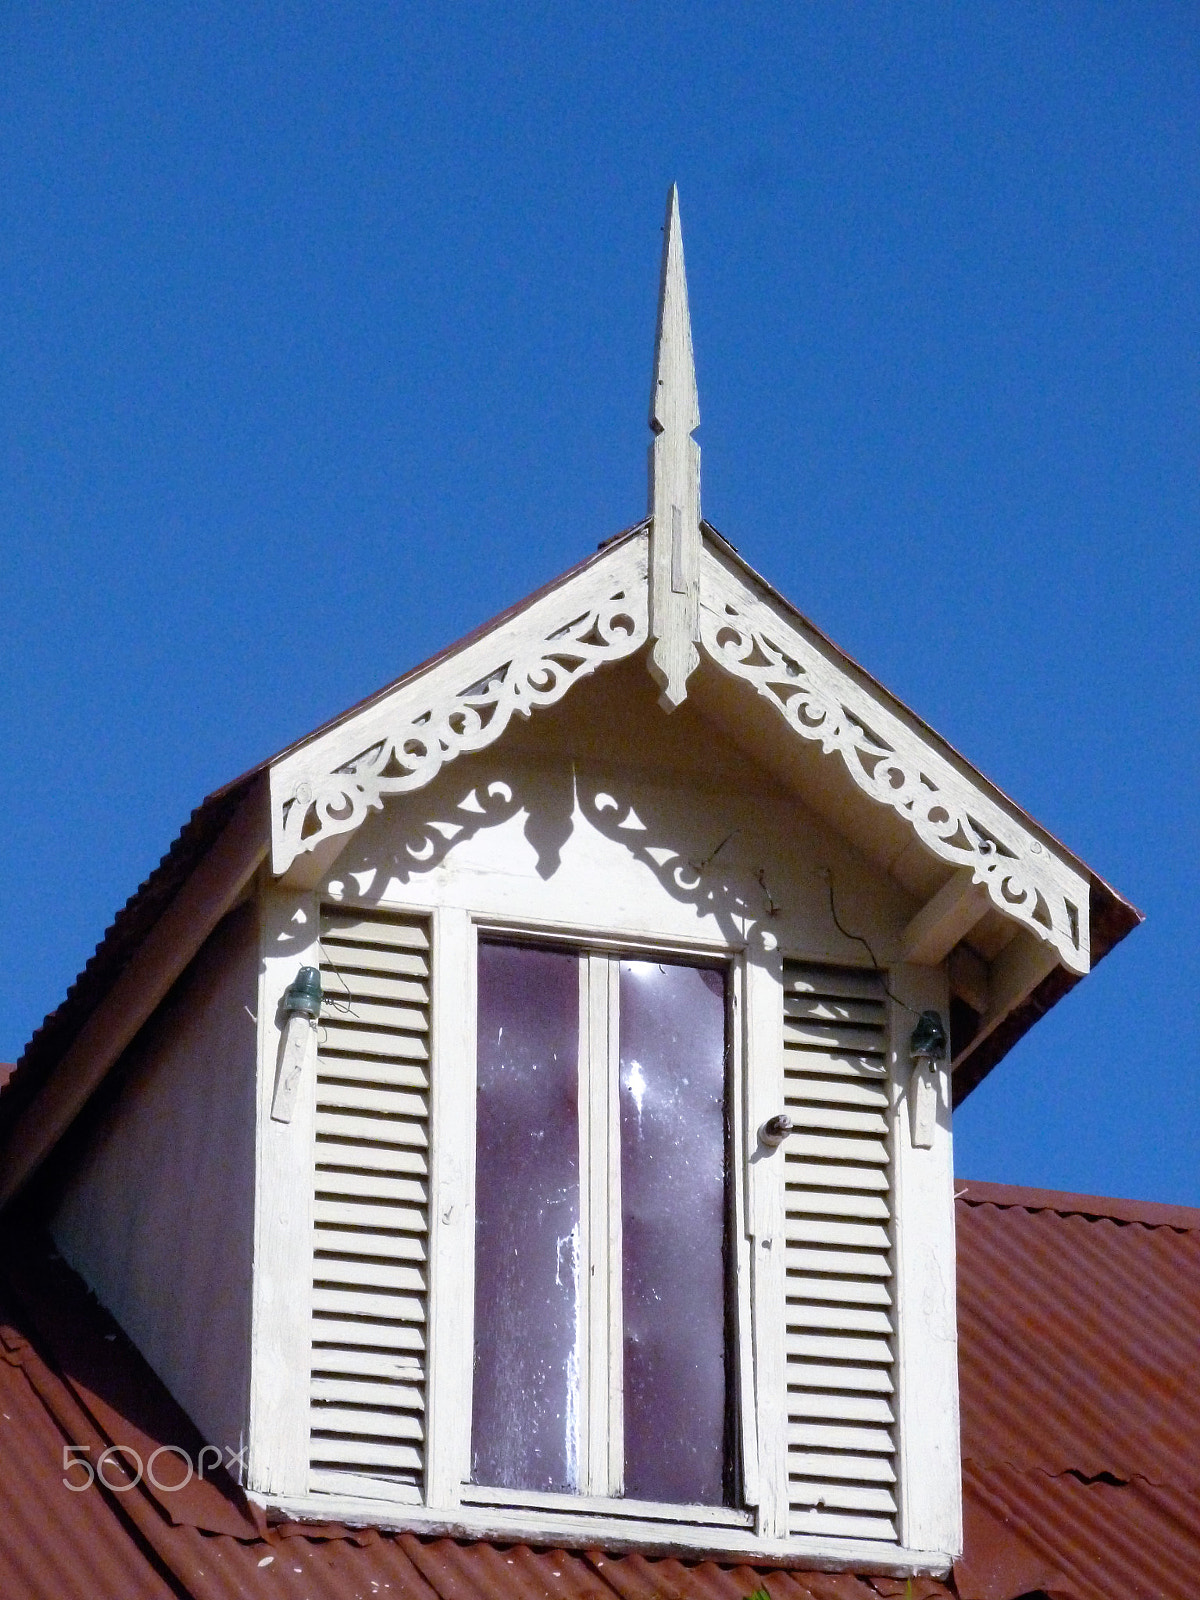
697 542 1090 973
0 779 269 1208
269 533 651 875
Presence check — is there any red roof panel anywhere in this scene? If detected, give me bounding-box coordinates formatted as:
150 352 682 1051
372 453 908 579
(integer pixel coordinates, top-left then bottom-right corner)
1 1183 1198 1600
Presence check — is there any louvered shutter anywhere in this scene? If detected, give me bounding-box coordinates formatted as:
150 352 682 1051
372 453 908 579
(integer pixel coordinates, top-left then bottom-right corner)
781 960 897 1542
308 908 431 1500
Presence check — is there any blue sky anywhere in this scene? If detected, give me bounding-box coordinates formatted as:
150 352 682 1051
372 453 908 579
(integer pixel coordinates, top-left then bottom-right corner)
1 5 1196 1202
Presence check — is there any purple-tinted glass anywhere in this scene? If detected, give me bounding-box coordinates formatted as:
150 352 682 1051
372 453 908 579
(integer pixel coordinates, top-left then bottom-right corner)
472 942 581 1492
619 960 728 1505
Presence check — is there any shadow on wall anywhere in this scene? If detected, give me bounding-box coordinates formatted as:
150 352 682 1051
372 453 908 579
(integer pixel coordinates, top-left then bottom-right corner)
328 760 794 954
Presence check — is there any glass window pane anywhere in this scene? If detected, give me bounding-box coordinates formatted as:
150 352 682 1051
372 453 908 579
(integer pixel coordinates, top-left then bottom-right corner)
619 960 729 1505
472 942 582 1492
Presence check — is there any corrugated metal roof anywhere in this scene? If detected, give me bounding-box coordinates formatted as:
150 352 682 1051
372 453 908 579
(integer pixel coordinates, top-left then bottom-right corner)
0 1184 1196 1600
0 1225 951 1600
955 1180 1200 1600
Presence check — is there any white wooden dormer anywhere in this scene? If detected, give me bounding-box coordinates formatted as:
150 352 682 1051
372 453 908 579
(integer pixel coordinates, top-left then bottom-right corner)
15 190 1137 1586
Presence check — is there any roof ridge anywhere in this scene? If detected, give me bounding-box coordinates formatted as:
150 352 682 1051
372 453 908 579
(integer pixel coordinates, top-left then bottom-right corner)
956 1179 1200 1231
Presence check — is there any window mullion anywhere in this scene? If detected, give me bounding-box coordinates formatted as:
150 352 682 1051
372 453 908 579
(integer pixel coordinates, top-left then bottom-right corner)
603 955 623 1496
582 952 623 1496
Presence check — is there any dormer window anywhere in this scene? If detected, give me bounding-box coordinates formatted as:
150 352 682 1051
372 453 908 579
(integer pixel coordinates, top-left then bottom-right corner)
472 939 731 1507
17 188 1140 1592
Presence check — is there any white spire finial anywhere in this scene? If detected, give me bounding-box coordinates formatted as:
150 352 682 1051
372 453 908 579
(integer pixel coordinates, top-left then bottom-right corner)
647 185 701 711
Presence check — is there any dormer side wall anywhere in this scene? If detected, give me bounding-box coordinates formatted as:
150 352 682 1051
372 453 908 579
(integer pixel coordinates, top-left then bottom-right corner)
51 901 260 1469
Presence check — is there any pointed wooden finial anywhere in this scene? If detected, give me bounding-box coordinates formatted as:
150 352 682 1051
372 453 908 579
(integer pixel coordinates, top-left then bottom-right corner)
647 185 702 711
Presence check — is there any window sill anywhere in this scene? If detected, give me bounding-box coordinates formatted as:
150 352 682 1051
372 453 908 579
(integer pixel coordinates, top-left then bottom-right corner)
256 1489 954 1578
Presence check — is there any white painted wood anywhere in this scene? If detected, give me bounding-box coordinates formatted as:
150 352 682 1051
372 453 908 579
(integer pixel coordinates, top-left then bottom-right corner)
309 905 434 1501
270 535 651 874
424 907 475 1509
908 1061 938 1150
271 1014 318 1123
647 185 702 711
0 781 268 1206
887 963 962 1560
462 1483 753 1527
248 888 320 1497
743 947 788 1538
699 543 1091 973
260 1490 955 1575
52 901 260 1476
778 958 900 1544
727 959 759 1513
901 868 990 966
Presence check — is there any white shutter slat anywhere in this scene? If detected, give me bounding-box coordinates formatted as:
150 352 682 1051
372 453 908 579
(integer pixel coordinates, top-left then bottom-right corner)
322 915 430 950
313 1287 427 1323
308 1437 423 1472
791 1507 897 1540
316 1082 429 1119
315 1169 426 1202
789 1422 894 1453
312 1376 425 1410
783 1020 887 1055
315 1056 430 1090
784 995 885 1027
310 1406 424 1442
316 1110 429 1149
787 1451 895 1484
787 1276 891 1306
785 1077 890 1110
312 1317 425 1354
784 1218 891 1250
319 1023 429 1061
785 1159 888 1193
785 1189 889 1220
786 1303 892 1334
789 1479 897 1514
316 1143 428 1178
786 1333 893 1365
781 1133 889 1165
789 1391 894 1424
315 1199 428 1234
310 908 431 1495
785 965 884 1002
320 998 430 1033
785 1246 891 1278
782 959 897 1544
311 1348 423 1381
323 971 429 1005
315 1255 427 1292
321 945 428 978
786 1362 893 1394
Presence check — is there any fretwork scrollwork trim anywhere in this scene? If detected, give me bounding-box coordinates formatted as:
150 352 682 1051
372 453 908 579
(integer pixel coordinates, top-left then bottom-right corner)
271 553 650 873
697 578 1089 973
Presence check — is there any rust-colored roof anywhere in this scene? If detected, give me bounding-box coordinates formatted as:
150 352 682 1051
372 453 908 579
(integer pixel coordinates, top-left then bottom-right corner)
954 1180 1200 1600
0 1227 947 1600
0 1184 1196 1600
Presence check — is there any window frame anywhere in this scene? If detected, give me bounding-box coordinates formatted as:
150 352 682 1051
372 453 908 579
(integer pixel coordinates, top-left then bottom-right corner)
447 919 755 1529
251 890 961 1572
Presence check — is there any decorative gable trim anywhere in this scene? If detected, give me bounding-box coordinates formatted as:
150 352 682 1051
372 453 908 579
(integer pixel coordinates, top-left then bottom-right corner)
267 527 1088 973
698 548 1090 973
270 536 651 875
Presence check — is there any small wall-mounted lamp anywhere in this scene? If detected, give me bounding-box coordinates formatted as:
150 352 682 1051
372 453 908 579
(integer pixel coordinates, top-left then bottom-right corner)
908 1008 947 1149
271 966 323 1124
